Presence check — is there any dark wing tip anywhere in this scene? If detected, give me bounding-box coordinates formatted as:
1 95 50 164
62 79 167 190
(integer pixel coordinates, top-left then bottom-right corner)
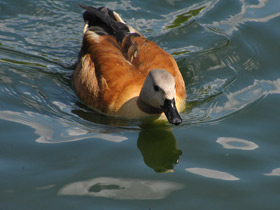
78 4 130 42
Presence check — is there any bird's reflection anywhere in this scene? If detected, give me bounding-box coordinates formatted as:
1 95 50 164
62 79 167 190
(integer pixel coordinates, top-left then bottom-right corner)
73 105 182 173
137 126 182 173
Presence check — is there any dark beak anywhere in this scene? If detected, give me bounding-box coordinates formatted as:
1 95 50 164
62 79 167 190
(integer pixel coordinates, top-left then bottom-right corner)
161 99 182 125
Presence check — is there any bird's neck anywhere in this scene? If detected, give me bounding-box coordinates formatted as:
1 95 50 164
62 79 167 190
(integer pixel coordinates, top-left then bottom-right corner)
137 98 162 114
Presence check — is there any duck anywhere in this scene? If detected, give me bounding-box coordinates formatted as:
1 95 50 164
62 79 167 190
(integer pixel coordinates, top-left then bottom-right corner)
73 5 186 125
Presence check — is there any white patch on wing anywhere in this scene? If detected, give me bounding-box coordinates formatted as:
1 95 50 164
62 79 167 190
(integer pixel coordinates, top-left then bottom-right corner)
83 22 89 35
113 11 138 34
113 11 126 23
128 26 138 33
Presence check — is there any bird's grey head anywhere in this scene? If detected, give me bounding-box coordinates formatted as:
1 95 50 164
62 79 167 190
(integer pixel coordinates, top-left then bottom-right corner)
139 69 182 125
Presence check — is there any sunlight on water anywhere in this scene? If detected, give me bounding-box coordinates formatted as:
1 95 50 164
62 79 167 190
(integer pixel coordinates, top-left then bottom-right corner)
185 168 240 181
213 78 280 115
217 137 258 150
265 168 280 177
201 0 280 34
0 110 128 143
58 177 184 200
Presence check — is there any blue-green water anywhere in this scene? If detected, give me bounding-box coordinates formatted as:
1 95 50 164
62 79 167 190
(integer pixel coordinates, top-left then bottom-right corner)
1 0 280 209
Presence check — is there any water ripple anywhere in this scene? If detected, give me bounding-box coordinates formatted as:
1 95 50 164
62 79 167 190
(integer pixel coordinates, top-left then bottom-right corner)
201 0 280 34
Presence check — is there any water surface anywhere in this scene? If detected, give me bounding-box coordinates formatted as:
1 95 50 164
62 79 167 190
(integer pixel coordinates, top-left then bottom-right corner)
1 0 280 209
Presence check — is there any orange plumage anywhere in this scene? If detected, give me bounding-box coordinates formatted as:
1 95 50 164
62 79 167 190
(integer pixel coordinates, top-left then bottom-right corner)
73 5 186 124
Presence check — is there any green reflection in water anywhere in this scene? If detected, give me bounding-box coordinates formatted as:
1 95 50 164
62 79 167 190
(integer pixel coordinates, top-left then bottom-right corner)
172 50 190 56
137 127 182 173
165 6 206 30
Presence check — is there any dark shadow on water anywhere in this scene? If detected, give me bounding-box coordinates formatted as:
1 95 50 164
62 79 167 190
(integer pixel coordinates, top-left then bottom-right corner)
72 102 141 127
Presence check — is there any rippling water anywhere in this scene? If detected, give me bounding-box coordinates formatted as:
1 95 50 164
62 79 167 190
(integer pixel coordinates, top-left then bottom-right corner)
1 0 280 209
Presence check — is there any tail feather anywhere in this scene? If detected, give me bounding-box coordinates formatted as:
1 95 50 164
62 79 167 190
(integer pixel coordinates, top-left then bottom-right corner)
79 4 130 41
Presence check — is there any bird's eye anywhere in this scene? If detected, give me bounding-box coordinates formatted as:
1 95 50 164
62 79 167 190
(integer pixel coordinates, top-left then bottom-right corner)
154 85 159 92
